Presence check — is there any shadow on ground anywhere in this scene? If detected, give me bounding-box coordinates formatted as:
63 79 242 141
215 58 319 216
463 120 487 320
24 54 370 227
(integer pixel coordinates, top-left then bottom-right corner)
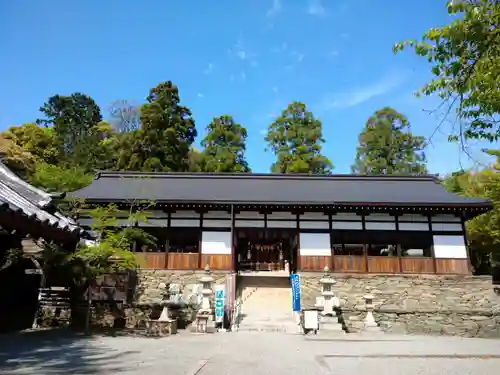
0 329 139 374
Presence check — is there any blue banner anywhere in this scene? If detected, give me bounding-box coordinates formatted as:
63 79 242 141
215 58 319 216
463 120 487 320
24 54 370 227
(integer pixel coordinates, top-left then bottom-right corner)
290 273 301 312
214 285 225 323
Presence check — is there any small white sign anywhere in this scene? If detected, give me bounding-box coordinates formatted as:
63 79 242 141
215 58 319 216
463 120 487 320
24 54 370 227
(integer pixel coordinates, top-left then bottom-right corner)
304 310 319 330
25 269 42 275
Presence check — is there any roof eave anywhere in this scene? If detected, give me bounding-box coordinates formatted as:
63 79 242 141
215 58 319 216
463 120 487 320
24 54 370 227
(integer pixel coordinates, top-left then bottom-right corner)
76 197 492 209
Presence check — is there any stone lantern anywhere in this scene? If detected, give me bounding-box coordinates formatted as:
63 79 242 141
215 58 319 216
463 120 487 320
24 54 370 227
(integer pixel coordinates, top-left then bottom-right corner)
193 264 216 333
317 267 343 334
199 264 214 311
362 294 382 333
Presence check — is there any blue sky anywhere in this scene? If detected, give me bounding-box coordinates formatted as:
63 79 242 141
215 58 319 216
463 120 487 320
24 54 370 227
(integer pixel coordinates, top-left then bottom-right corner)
0 0 497 174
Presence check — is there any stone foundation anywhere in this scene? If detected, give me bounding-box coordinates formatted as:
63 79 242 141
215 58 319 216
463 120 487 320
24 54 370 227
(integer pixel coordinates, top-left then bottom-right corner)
300 273 500 338
39 269 230 330
134 269 229 303
343 309 500 338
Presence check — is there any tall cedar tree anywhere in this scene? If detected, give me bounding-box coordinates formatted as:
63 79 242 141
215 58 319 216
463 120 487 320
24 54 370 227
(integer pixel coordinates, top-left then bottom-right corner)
37 93 103 170
265 101 332 174
351 107 427 175
201 115 250 172
122 81 197 172
394 0 500 141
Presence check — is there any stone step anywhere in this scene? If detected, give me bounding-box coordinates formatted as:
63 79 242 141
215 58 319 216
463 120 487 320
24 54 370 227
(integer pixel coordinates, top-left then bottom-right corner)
238 322 300 333
238 283 296 333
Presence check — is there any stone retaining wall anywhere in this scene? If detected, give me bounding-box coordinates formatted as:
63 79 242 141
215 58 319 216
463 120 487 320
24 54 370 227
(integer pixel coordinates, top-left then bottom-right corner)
134 269 229 303
39 269 230 330
300 273 500 338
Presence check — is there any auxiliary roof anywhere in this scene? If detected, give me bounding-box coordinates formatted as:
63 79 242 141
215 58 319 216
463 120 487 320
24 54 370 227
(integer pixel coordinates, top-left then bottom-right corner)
69 172 491 209
0 163 82 234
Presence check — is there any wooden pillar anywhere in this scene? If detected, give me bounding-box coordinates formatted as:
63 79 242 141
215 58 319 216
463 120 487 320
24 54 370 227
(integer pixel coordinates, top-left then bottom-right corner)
428 214 437 274
395 214 403 273
295 213 300 272
164 238 169 269
198 212 204 270
361 213 368 273
329 213 334 272
230 205 236 272
461 214 473 274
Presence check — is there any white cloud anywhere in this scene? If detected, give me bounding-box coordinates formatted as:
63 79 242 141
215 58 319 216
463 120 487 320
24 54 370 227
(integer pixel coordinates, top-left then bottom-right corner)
229 71 247 83
308 0 326 16
267 0 282 17
259 129 268 135
229 36 258 65
271 43 288 53
272 87 279 93
291 51 305 63
203 63 214 75
318 70 409 111
197 93 204 98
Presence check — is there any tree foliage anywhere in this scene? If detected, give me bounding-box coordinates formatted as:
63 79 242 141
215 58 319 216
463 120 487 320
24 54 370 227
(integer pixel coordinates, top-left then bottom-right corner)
201 115 250 172
70 203 157 282
37 93 105 170
442 149 500 272
0 135 37 178
122 81 197 172
352 107 427 175
3 123 60 165
265 101 333 174
28 163 93 193
393 0 500 141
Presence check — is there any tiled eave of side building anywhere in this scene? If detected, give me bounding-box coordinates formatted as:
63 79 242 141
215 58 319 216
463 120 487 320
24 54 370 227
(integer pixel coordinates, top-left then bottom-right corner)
68 172 493 220
0 163 84 241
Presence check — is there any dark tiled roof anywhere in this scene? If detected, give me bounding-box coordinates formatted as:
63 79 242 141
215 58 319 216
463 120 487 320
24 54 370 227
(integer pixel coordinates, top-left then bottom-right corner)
0 163 82 234
68 172 492 208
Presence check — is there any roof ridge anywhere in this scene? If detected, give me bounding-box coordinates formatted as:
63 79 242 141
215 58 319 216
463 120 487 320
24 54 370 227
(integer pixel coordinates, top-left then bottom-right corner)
96 171 441 182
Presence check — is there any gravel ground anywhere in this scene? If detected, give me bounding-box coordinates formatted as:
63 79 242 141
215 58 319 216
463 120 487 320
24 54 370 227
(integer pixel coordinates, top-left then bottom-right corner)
1 330 500 375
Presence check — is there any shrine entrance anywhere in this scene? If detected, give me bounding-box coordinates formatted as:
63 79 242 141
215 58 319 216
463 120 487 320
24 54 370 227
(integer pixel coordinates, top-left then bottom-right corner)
235 228 298 275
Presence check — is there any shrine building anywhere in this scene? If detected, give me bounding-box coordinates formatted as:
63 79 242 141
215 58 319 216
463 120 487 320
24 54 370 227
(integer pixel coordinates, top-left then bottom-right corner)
69 172 492 276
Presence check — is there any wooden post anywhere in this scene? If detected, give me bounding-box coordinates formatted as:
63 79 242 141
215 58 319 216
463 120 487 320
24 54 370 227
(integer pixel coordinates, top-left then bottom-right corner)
230 204 236 272
395 215 403 273
361 213 368 273
329 213 335 272
198 212 203 270
428 214 437 274
31 256 45 330
295 213 300 272
461 216 473 274
85 286 91 335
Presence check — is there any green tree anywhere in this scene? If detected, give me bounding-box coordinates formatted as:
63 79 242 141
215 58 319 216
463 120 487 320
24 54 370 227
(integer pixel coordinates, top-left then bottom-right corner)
28 163 93 193
2 123 60 165
0 135 36 178
37 93 104 169
201 115 250 172
187 148 206 172
265 101 332 174
442 149 500 273
351 107 427 175
393 0 500 142
122 81 197 171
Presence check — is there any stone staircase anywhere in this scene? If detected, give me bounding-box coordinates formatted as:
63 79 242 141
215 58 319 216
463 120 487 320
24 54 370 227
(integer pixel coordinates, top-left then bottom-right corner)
237 276 299 333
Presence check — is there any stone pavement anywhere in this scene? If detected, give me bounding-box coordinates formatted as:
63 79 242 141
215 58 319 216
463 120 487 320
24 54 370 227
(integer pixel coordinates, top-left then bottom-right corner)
1 329 500 375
